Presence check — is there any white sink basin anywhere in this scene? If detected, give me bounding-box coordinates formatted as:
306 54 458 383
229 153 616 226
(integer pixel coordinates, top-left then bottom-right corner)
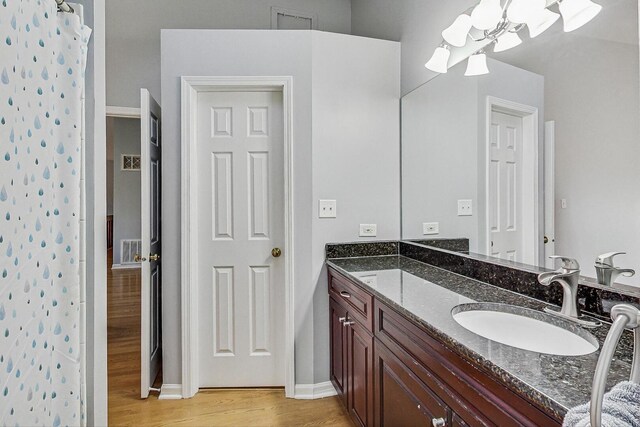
452 303 599 356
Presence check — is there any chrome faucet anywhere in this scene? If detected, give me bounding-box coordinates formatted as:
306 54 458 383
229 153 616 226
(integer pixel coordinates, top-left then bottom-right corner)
594 252 635 287
538 256 582 320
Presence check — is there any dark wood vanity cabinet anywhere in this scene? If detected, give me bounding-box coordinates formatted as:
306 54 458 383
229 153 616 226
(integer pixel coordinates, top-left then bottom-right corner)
328 267 562 427
330 295 374 427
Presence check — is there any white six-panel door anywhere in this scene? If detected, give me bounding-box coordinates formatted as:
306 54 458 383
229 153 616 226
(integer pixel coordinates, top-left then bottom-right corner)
489 110 524 262
197 91 285 387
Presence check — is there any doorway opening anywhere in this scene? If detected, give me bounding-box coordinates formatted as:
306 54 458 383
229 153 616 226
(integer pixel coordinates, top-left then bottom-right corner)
484 96 540 266
106 103 163 411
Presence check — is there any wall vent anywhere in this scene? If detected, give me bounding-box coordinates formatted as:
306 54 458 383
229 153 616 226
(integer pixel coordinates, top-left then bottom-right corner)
121 154 141 171
121 239 142 264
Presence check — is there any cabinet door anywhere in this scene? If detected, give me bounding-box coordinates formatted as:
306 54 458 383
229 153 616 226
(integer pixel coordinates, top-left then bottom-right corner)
330 298 348 404
348 320 374 427
374 339 450 427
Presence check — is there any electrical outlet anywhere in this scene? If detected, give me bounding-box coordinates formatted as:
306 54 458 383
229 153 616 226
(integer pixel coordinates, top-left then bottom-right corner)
457 199 473 216
423 222 439 235
359 224 377 237
319 200 337 218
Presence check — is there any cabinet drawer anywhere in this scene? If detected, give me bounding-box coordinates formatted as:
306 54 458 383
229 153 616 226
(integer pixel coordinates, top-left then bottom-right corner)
374 299 561 426
329 269 373 332
374 338 450 427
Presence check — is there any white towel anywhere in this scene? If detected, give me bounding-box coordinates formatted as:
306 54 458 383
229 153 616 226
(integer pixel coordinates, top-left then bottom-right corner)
563 381 640 427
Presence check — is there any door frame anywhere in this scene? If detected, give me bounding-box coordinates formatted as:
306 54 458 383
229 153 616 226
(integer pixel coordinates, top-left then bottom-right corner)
484 96 540 265
544 121 555 268
180 76 295 399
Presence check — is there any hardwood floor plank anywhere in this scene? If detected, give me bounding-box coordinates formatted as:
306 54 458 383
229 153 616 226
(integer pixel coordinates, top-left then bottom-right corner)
107 250 351 426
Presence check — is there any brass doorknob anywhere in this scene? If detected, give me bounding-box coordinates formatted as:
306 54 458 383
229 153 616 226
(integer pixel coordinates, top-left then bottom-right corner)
544 236 549 244
134 254 147 263
149 253 160 262
272 248 282 258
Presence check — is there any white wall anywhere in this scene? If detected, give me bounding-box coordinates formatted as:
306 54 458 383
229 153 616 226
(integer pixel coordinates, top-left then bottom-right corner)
350 0 478 95
107 0 352 108
402 59 544 255
110 117 142 265
160 30 400 387
500 31 640 283
401 64 479 247
311 32 401 379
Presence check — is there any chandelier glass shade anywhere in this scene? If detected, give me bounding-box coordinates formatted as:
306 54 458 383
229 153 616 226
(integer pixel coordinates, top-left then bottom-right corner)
424 0 602 76
442 14 473 47
425 46 451 73
465 52 490 76
471 0 504 30
493 31 522 52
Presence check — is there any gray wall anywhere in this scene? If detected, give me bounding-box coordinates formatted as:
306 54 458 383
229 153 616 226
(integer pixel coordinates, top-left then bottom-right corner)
502 31 640 283
110 117 142 265
311 31 401 380
107 0 352 108
161 30 400 386
351 0 478 95
402 59 544 255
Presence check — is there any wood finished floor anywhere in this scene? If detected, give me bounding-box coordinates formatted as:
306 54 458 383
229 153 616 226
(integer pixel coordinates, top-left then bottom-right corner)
107 251 352 426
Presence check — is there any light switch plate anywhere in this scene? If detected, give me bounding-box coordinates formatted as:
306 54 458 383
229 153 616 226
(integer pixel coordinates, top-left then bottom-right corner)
319 200 337 218
457 199 473 216
359 224 377 237
423 222 439 235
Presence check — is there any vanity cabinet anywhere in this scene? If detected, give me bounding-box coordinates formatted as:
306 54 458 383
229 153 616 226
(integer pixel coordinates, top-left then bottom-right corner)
330 295 374 427
328 267 562 427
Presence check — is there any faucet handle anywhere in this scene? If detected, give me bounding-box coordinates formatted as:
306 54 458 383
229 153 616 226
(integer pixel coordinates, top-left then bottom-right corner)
595 252 626 267
549 256 580 271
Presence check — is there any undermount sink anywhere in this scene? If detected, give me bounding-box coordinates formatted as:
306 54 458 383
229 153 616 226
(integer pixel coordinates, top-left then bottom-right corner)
451 303 599 356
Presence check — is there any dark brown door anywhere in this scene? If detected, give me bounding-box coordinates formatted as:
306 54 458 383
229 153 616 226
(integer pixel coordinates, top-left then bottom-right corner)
374 339 450 427
347 319 374 427
330 298 348 404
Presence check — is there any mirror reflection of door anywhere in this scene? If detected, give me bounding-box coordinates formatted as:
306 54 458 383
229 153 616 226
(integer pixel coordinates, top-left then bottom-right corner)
488 110 524 263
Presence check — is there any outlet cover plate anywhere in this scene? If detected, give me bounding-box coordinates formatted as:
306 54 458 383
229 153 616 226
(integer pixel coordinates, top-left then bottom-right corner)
359 224 377 237
423 222 439 235
319 200 337 218
457 199 473 216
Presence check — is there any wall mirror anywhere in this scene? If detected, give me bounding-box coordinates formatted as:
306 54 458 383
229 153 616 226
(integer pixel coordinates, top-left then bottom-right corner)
401 0 640 286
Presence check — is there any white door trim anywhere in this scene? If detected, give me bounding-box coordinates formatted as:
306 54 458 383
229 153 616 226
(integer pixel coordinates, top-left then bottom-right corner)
485 96 540 265
180 76 295 399
544 121 556 269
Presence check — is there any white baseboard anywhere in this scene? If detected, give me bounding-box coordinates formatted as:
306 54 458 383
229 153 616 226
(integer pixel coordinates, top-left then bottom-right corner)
110 263 141 270
159 384 183 400
294 381 337 399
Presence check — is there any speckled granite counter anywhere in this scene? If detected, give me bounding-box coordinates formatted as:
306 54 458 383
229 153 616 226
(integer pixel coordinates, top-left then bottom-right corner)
326 255 633 420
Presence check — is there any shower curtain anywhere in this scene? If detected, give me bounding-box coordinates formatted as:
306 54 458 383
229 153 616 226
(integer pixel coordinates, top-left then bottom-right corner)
0 1 91 425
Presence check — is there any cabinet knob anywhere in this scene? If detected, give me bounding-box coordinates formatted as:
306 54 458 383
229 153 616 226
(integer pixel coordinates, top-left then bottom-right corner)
339 291 351 298
432 418 447 427
338 317 346 323
149 253 160 262
343 320 355 327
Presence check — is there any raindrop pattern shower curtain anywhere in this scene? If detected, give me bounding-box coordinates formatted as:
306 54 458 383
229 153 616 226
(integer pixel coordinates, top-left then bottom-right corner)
0 0 91 425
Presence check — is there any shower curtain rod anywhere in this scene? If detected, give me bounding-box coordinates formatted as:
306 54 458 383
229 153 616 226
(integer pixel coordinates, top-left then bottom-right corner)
56 0 74 14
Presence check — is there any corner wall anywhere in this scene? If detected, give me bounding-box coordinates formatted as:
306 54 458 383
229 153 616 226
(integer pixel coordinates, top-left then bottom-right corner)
160 30 400 387
311 32 401 381
108 0 352 108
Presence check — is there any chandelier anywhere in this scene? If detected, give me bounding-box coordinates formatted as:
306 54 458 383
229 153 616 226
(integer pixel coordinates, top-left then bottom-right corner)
425 0 602 76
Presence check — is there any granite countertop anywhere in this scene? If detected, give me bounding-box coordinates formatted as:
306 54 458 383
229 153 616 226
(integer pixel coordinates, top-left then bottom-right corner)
326 255 633 420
